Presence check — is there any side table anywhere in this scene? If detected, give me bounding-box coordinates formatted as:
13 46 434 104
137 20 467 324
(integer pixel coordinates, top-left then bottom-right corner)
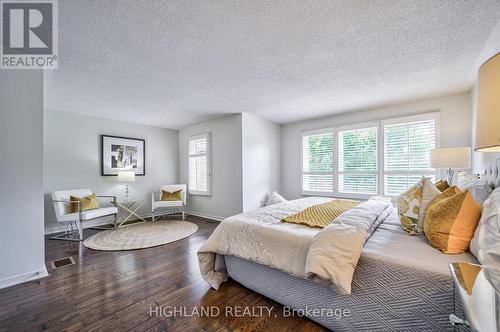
113 200 146 228
449 262 499 331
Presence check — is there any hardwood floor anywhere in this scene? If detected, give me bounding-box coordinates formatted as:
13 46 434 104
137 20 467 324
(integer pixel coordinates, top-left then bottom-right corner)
0 216 325 332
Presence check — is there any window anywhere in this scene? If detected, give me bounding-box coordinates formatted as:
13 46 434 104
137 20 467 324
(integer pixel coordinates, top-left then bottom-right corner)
338 125 378 194
301 112 439 197
383 114 438 195
188 133 211 195
302 130 333 193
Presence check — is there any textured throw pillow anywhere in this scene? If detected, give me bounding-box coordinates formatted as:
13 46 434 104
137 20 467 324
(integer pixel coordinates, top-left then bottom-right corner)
161 189 183 201
265 191 287 206
434 180 450 192
424 186 482 254
398 179 424 235
70 194 100 213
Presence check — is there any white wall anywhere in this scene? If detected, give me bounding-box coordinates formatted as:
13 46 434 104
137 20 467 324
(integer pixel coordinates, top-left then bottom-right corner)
241 113 281 211
0 70 47 288
179 114 243 220
281 91 472 199
44 109 179 233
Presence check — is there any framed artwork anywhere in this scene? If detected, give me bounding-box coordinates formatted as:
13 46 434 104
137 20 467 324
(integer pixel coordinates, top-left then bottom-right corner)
101 135 145 176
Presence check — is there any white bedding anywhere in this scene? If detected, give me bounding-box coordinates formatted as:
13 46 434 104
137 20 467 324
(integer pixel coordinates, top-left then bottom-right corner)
197 196 393 294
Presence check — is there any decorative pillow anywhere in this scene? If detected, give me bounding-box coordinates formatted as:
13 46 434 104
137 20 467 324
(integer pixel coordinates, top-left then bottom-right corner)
398 178 441 235
417 178 442 232
161 189 183 201
434 180 450 192
470 187 500 263
423 186 482 254
458 179 492 205
69 194 100 213
265 191 287 206
457 171 479 187
398 179 424 235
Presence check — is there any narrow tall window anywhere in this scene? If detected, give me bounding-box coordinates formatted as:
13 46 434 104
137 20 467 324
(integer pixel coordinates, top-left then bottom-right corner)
189 133 211 195
383 115 438 195
302 130 334 193
338 126 378 194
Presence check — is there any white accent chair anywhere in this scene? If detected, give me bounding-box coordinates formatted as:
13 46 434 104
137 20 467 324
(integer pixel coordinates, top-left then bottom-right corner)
51 189 118 241
152 184 187 221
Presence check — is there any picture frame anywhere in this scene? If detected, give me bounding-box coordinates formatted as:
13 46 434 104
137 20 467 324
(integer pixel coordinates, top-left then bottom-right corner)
101 135 146 176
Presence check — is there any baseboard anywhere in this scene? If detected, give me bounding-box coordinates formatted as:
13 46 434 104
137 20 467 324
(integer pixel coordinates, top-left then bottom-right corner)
44 219 113 235
44 212 155 235
186 210 223 222
0 267 49 290
45 210 221 234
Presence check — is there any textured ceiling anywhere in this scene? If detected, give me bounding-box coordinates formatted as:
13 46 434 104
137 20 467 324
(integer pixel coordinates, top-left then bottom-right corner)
44 0 500 128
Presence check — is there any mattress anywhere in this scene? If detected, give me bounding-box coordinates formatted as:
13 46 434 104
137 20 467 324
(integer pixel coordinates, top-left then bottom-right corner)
224 209 476 331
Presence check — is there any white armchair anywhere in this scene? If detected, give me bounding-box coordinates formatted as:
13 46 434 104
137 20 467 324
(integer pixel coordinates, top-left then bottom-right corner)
51 189 118 241
152 184 187 221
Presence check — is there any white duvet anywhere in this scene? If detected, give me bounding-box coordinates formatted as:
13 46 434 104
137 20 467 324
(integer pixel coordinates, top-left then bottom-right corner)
197 196 393 294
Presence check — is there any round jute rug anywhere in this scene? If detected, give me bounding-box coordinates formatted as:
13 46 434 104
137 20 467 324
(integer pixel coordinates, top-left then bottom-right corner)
83 220 198 251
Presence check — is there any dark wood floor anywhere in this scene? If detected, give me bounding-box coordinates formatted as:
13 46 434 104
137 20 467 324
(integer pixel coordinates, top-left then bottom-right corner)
0 216 325 332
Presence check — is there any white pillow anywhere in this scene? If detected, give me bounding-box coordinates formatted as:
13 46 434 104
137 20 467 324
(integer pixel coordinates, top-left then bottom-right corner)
265 191 287 206
470 187 500 265
417 178 441 232
457 172 492 204
457 171 479 187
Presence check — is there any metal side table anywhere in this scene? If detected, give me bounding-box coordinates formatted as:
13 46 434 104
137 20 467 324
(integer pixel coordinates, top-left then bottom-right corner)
113 200 146 228
449 262 499 331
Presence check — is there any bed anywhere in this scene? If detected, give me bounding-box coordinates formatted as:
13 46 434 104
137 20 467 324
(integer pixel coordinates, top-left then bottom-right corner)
198 159 500 331
224 210 474 331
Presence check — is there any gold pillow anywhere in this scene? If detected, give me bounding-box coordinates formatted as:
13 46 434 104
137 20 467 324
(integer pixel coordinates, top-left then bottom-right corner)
69 194 100 213
434 180 450 192
398 179 424 235
161 189 183 201
423 186 481 254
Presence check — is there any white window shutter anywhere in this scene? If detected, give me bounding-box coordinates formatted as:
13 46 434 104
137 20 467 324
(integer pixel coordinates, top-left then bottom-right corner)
338 126 378 194
189 133 211 195
383 115 437 195
302 131 334 193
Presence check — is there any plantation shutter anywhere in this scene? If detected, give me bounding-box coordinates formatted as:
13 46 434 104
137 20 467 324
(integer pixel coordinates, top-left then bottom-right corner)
383 115 437 195
189 133 211 195
302 131 334 193
338 126 378 194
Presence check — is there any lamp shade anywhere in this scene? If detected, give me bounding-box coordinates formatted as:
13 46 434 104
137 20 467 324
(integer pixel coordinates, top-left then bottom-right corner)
117 170 136 182
475 53 500 152
430 147 471 169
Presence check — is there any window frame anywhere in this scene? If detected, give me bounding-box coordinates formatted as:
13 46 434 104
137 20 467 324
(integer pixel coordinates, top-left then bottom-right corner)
300 112 440 198
188 132 212 196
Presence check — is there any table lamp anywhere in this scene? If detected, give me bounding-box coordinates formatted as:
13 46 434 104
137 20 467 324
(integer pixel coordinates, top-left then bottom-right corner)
430 147 471 185
475 53 500 152
117 170 135 202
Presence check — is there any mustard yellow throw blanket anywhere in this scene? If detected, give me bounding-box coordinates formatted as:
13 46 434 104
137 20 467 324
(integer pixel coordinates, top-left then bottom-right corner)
282 199 360 228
